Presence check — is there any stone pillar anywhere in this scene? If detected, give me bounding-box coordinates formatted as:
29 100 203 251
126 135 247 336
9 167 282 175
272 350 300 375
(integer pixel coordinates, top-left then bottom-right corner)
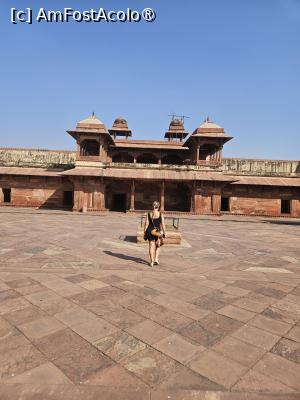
130 180 135 211
196 144 200 165
211 194 221 214
82 192 89 213
0 188 4 203
190 181 196 212
93 181 106 211
160 181 165 211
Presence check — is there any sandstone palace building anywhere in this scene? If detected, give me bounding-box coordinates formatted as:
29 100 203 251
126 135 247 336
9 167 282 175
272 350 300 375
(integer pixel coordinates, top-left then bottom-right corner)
0 113 299 217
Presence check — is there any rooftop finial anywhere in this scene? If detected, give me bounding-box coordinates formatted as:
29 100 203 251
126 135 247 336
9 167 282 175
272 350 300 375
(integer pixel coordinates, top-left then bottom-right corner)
205 115 212 123
91 111 96 119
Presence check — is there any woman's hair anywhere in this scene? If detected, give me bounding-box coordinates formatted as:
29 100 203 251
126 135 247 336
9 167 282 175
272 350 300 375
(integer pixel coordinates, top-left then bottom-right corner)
152 201 160 209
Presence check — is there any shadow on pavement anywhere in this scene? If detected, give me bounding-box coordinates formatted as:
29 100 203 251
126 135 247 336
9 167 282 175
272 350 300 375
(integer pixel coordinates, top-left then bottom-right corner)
104 250 148 265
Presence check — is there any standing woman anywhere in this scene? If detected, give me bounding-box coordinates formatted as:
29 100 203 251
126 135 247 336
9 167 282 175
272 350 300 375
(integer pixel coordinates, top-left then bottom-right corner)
144 201 166 267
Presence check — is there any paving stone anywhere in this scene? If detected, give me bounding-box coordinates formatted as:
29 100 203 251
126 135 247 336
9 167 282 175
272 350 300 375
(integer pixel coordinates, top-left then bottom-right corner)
231 325 280 351
179 320 223 347
284 294 300 305
94 331 146 362
36 328 92 360
271 337 300 364
153 333 205 364
3 306 47 326
128 299 193 331
233 280 264 291
52 343 113 383
64 274 93 283
247 292 277 306
78 279 110 290
0 281 10 292
102 308 146 329
25 290 62 308
220 285 250 297
157 364 225 391
125 319 172 345
255 286 287 300
0 343 46 380
254 352 300 391
0 330 30 353
14 284 46 296
261 306 299 325
69 286 124 306
18 316 65 341
248 314 291 336
198 279 227 290
212 336 266 367
151 294 210 320
54 307 98 327
233 298 268 313
285 326 300 343
121 347 177 387
84 298 123 316
6 278 36 289
3 362 72 384
232 369 296 393
0 297 30 315
0 316 15 338
193 291 235 311
71 317 119 342
0 384 149 400
273 298 300 317
0 290 19 302
100 275 126 285
54 285 87 297
188 350 248 389
84 364 148 388
166 287 202 303
217 304 255 322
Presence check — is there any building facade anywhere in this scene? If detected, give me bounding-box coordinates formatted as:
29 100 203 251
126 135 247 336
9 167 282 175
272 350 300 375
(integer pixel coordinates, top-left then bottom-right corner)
0 113 299 217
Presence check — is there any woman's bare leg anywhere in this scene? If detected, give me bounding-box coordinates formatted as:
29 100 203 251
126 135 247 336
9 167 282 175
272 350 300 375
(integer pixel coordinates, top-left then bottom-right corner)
149 241 156 264
155 239 161 263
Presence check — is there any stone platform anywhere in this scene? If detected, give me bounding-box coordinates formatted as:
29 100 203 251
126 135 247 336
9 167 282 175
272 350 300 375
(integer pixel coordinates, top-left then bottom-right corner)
0 207 300 399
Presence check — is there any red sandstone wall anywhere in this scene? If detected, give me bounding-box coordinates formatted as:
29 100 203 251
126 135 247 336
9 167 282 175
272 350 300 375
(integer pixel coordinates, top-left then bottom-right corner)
0 175 73 209
230 197 280 216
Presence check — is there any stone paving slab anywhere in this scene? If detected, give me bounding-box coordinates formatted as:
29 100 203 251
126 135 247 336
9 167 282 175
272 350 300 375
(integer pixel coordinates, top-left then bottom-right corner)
0 210 300 398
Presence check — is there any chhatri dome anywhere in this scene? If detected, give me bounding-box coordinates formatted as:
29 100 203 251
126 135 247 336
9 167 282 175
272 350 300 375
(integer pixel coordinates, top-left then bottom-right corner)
192 116 225 136
109 116 132 138
76 112 108 133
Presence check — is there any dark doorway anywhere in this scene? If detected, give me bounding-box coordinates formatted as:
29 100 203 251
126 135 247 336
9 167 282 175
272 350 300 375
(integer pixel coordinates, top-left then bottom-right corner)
281 199 291 214
2 188 11 203
112 193 127 212
63 191 74 208
221 197 230 212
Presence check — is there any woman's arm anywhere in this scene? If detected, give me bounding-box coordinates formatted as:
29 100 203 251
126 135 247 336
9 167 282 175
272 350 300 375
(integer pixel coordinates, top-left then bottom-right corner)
144 213 149 233
161 213 166 236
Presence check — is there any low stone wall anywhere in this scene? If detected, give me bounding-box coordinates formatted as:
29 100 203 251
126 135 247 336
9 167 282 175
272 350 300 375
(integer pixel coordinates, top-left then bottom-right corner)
0 148 76 169
223 158 300 177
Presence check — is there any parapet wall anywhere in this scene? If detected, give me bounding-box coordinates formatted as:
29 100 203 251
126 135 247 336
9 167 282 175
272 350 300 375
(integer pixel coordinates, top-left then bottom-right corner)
0 148 76 170
0 148 299 177
223 158 300 177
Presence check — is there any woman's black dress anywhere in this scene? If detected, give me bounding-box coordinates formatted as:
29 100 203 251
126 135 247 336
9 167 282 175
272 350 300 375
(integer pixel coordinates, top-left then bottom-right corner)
145 212 162 241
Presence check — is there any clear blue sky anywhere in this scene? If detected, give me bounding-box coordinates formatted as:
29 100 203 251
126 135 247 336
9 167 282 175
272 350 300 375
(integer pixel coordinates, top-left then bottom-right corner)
0 0 299 159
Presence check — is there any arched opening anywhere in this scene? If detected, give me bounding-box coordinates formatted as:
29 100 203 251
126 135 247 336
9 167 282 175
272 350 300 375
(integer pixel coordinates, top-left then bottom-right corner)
112 152 134 163
161 154 183 165
165 183 191 211
80 140 100 157
105 180 131 212
136 153 158 164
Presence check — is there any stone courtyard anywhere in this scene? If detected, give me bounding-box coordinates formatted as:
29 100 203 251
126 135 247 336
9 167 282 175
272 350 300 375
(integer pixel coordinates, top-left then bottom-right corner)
0 208 300 400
